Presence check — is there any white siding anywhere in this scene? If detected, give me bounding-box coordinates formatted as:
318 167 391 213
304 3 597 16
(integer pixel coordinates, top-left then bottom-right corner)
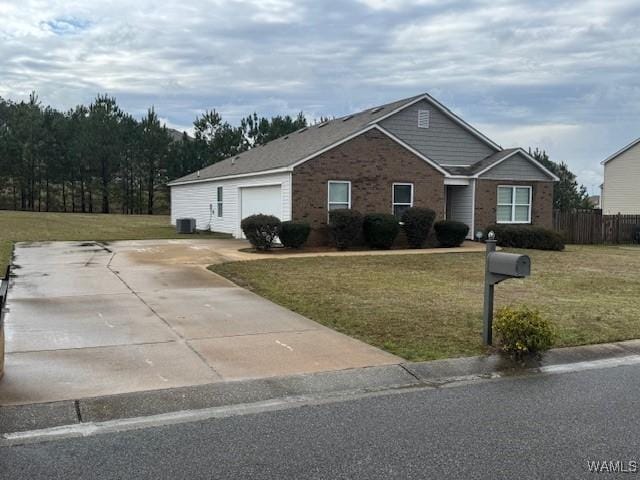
170 171 292 237
446 183 474 238
602 143 640 214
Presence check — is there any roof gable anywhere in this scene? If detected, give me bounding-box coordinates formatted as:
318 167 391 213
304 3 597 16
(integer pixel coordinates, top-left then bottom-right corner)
472 149 558 181
601 137 640 165
378 98 498 166
479 151 555 181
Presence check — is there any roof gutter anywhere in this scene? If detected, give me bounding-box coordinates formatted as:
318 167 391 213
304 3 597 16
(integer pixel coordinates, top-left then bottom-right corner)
167 167 293 187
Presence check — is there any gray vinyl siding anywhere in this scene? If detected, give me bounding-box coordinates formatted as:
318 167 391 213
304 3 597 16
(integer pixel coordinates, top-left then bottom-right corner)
446 183 474 238
379 99 497 166
480 152 551 181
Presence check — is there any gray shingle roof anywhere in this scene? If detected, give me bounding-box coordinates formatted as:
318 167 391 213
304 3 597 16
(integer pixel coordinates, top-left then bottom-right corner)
447 148 521 176
168 94 547 185
168 95 425 185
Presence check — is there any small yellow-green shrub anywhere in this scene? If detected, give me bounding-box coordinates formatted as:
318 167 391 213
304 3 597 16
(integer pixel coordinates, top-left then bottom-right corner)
494 305 555 357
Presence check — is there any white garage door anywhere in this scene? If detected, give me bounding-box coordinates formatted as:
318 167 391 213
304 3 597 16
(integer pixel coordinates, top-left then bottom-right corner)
240 184 282 222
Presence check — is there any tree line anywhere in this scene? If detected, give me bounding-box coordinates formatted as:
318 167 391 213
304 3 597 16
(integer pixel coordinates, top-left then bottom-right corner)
0 92 591 215
0 93 307 214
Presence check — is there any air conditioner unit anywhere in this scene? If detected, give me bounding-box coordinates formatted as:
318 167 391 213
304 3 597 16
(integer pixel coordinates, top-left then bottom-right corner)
176 218 196 234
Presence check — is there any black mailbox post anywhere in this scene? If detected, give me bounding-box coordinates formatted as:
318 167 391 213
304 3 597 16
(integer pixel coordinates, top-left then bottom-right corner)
483 232 531 345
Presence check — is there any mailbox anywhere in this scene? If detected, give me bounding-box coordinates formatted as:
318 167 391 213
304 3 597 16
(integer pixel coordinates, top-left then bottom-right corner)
487 252 530 278
482 231 532 345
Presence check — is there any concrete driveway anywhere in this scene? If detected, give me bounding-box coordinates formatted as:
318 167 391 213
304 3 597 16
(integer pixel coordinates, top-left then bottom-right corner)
1 240 399 406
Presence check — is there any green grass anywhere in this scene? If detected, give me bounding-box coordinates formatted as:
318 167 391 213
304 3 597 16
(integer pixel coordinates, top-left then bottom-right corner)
211 245 640 361
0 210 229 272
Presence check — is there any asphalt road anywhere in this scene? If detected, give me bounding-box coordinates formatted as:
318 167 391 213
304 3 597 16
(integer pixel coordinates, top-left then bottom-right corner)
2 364 640 479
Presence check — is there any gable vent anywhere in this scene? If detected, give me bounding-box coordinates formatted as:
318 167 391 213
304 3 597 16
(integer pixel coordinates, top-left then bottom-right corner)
418 109 430 129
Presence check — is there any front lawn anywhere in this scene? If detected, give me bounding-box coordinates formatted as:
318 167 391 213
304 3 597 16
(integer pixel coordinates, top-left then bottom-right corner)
211 245 640 361
0 210 229 272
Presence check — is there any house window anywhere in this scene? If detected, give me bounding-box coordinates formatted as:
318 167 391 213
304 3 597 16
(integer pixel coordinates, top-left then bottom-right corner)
393 183 413 218
496 186 531 223
328 181 351 211
216 186 223 217
418 109 430 129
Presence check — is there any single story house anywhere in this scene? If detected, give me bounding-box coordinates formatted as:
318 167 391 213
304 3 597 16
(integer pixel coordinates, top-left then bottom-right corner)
168 93 558 245
600 137 640 214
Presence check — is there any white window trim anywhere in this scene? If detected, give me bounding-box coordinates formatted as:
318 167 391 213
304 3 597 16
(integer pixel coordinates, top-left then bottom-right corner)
327 180 351 216
216 186 223 218
392 182 414 215
496 185 532 224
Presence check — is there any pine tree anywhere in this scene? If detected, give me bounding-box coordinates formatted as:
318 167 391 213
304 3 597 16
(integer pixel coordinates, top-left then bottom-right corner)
529 148 592 210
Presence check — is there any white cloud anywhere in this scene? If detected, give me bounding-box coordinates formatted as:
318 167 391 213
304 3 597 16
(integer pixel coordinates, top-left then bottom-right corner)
355 0 445 11
0 0 639 189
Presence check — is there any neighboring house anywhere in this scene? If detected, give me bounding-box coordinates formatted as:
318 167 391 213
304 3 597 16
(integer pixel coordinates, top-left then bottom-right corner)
168 93 558 245
588 195 601 209
600 138 640 214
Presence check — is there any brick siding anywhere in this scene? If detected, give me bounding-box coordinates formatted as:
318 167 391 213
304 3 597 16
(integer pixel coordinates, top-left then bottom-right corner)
474 179 554 232
292 129 445 245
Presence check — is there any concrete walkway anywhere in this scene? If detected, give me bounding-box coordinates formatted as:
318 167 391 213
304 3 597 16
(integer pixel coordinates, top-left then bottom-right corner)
114 238 486 265
1 240 400 406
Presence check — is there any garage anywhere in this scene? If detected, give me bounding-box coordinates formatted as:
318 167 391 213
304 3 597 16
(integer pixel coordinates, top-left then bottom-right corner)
240 184 283 223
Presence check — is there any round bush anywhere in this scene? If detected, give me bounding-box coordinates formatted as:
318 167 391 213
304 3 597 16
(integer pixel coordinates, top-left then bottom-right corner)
401 207 436 248
494 305 555 358
279 221 311 249
363 213 400 249
240 214 281 250
434 220 469 247
485 225 565 251
329 209 363 250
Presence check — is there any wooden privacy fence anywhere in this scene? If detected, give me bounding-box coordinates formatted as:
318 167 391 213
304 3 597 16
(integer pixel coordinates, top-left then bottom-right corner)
553 209 640 244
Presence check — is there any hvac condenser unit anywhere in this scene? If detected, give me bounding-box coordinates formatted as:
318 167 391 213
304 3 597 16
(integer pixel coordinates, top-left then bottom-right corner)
176 218 196 234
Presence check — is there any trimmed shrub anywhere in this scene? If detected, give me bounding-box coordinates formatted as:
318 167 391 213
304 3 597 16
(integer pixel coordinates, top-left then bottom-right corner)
240 214 281 250
329 209 363 250
494 305 555 358
401 207 436 248
485 224 564 251
279 221 311 249
434 220 469 247
363 213 400 249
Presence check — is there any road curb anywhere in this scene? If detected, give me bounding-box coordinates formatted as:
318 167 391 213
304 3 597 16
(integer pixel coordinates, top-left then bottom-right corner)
1 365 418 435
405 339 640 384
3 339 640 436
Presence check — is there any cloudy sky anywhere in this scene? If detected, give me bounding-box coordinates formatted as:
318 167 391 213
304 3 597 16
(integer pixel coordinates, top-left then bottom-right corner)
2 0 639 192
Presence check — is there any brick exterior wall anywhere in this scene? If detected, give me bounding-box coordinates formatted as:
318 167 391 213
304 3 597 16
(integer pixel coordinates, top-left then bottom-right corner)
474 179 554 232
292 129 446 245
